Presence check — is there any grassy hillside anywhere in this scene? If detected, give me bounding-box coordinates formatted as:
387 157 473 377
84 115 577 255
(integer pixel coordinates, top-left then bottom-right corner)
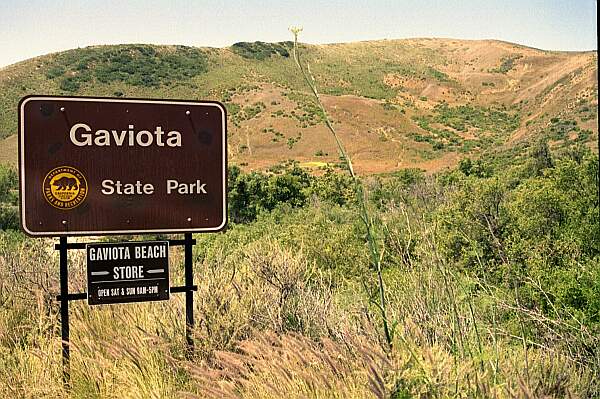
0 38 598 397
0 39 597 173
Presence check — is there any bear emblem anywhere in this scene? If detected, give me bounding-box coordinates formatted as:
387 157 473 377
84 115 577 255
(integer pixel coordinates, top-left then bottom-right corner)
52 176 78 191
43 166 88 209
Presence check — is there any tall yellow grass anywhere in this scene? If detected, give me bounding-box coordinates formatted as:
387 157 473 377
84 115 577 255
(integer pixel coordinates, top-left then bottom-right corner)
1 222 597 398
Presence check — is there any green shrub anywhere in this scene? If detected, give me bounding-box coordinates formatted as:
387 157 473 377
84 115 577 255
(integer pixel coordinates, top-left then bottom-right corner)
458 157 489 178
196 203 369 278
409 103 520 152
436 150 600 325
46 45 208 91
425 67 450 82
0 164 18 231
307 168 355 206
227 164 312 223
490 54 522 74
231 41 291 60
45 66 65 79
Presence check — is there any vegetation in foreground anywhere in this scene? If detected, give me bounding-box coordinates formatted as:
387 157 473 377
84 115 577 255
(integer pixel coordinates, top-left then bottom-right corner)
0 138 598 397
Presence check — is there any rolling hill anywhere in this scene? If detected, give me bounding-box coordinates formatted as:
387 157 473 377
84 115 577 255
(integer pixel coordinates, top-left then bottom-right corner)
0 39 597 174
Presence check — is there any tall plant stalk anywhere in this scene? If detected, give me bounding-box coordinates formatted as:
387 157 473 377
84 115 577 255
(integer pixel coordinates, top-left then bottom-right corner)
289 27 393 349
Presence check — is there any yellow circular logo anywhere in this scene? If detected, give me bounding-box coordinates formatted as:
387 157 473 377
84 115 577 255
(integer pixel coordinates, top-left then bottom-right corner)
43 166 88 210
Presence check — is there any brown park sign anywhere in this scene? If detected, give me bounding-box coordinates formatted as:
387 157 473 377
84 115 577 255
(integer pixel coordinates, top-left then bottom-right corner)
19 96 227 236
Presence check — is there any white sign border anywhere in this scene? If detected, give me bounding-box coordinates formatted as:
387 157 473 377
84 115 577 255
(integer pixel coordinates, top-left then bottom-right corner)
19 95 227 236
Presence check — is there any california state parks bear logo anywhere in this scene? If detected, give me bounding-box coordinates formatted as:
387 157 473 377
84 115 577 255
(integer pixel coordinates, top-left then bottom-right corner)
43 166 88 210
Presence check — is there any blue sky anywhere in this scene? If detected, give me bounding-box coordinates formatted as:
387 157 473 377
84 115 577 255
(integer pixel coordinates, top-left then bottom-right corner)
0 0 596 67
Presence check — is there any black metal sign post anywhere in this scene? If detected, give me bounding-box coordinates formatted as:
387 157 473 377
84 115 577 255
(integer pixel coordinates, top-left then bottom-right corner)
58 236 70 386
184 233 195 351
55 233 197 387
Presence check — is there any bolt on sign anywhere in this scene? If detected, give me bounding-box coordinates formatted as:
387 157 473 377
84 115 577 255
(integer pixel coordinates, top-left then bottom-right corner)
18 96 227 236
87 241 169 305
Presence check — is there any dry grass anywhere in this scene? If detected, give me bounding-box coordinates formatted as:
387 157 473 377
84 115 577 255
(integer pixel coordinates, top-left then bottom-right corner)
179 319 595 398
180 330 388 399
0 203 598 398
0 136 18 166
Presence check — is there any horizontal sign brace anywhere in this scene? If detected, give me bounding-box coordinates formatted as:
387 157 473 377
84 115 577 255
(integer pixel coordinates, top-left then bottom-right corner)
56 285 198 302
54 238 196 250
